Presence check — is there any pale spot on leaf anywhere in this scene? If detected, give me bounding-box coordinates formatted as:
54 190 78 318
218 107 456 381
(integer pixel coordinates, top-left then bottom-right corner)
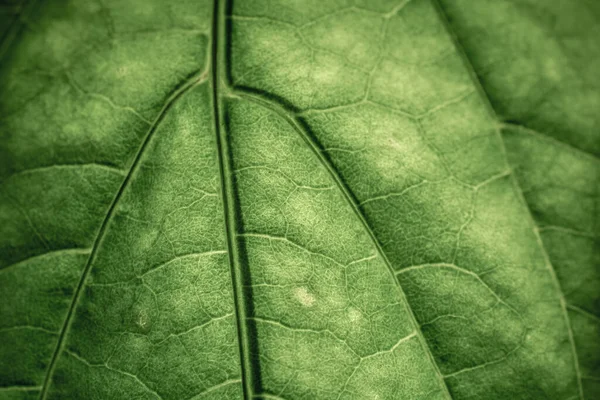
294 287 316 307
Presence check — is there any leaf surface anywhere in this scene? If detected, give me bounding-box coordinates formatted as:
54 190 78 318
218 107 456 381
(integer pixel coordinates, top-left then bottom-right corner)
0 0 597 399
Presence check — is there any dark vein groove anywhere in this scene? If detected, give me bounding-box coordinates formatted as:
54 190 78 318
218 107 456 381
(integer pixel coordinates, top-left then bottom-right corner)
432 1 584 398
501 122 599 161
231 87 453 399
211 0 255 398
38 71 207 400
0 0 38 60
0 248 90 274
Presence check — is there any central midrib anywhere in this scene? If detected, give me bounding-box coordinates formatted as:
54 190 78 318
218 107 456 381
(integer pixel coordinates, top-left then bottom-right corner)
210 0 255 399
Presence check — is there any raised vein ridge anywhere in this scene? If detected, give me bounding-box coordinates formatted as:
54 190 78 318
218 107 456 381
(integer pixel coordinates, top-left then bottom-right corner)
211 0 254 398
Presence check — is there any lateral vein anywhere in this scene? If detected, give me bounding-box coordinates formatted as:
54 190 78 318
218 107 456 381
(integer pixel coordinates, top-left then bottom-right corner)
232 88 453 399
38 68 207 400
432 1 585 398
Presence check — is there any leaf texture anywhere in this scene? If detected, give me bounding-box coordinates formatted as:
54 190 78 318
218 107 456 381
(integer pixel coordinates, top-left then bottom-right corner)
0 0 597 399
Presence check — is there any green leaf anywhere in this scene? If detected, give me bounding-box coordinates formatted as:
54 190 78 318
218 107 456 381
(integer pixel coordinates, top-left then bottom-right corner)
1 0 597 399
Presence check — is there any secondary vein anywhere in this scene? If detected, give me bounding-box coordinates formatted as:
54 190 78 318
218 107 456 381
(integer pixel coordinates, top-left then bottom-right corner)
38 70 207 400
232 88 453 399
432 1 585 398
